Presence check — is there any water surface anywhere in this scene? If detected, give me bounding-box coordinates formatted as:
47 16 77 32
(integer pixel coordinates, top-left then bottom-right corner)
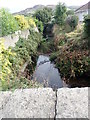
33 55 67 89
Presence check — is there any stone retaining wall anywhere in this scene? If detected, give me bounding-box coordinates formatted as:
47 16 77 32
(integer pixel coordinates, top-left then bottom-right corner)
1 29 30 49
0 88 89 119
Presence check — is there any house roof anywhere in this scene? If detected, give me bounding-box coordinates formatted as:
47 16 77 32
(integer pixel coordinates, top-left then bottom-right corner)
75 1 90 12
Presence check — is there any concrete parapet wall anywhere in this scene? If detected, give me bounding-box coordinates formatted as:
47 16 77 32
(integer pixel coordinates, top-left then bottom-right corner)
0 88 89 119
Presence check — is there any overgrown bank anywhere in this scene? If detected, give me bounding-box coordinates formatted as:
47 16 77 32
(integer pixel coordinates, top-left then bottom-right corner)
39 17 90 85
50 23 90 83
0 29 42 91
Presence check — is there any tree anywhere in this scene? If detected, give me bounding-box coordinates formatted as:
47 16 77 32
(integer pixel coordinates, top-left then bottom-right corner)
84 15 90 38
34 7 52 25
66 15 78 30
54 3 67 26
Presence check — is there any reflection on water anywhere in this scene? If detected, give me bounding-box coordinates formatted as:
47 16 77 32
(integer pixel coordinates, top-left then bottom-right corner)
33 55 67 89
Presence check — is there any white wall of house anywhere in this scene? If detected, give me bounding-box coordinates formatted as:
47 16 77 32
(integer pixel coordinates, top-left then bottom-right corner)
75 10 88 22
88 9 90 15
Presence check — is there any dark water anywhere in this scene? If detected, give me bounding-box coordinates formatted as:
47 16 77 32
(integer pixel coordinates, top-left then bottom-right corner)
33 55 67 88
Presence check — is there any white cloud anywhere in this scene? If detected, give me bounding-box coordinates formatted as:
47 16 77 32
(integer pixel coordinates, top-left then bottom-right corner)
0 0 89 13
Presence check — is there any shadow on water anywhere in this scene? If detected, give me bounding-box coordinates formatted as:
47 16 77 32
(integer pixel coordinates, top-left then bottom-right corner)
32 55 67 89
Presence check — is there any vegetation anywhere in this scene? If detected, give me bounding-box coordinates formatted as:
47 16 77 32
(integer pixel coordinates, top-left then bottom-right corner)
38 39 55 54
34 19 44 33
0 8 36 37
51 24 90 80
66 10 74 16
0 8 19 36
84 16 90 37
27 17 36 28
14 15 30 30
84 15 90 47
0 38 15 90
54 3 67 26
66 15 79 30
34 7 52 25
0 29 42 91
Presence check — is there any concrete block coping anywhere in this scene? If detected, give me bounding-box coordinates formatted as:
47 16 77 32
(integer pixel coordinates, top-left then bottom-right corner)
0 87 89 119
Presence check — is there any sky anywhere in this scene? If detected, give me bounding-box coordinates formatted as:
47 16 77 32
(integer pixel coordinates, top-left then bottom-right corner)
0 0 90 13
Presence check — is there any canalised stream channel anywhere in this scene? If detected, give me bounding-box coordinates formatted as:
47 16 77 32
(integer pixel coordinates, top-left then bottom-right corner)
30 54 90 88
32 55 67 89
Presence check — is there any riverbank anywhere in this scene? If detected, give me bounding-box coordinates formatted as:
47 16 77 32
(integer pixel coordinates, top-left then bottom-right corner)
37 24 90 88
52 25 90 80
0 29 43 91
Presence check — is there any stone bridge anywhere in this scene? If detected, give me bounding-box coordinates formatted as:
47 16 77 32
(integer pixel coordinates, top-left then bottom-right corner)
0 88 89 119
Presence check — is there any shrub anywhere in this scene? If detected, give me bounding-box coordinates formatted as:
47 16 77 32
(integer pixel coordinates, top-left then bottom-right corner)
0 29 42 90
34 19 44 33
56 49 90 79
54 3 67 26
84 15 90 37
50 52 59 62
66 15 79 30
28 18 36 28
84 15 90 47
66 10 74 16
34 7 52 25
0 38 16 90
15 15 29 30
55 28 90 79
0 8 19 36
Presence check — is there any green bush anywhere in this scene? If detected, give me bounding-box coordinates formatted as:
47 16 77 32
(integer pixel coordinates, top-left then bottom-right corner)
54 3 67 26
84 16 90 35
34 7 52 25
12 29 42 72
0 8 19 36
50 52 59 62
84 15 90 47
66 10 74 16
0 29 42 91
66 15 79 30
34 19 44 33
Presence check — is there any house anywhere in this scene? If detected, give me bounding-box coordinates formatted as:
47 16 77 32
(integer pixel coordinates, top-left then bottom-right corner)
75 1 90 22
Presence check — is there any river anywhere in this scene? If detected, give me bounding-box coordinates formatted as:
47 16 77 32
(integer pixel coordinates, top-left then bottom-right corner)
32 55 67 89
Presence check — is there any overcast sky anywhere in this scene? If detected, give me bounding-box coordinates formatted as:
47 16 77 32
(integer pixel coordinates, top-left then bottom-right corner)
0 0 90 13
